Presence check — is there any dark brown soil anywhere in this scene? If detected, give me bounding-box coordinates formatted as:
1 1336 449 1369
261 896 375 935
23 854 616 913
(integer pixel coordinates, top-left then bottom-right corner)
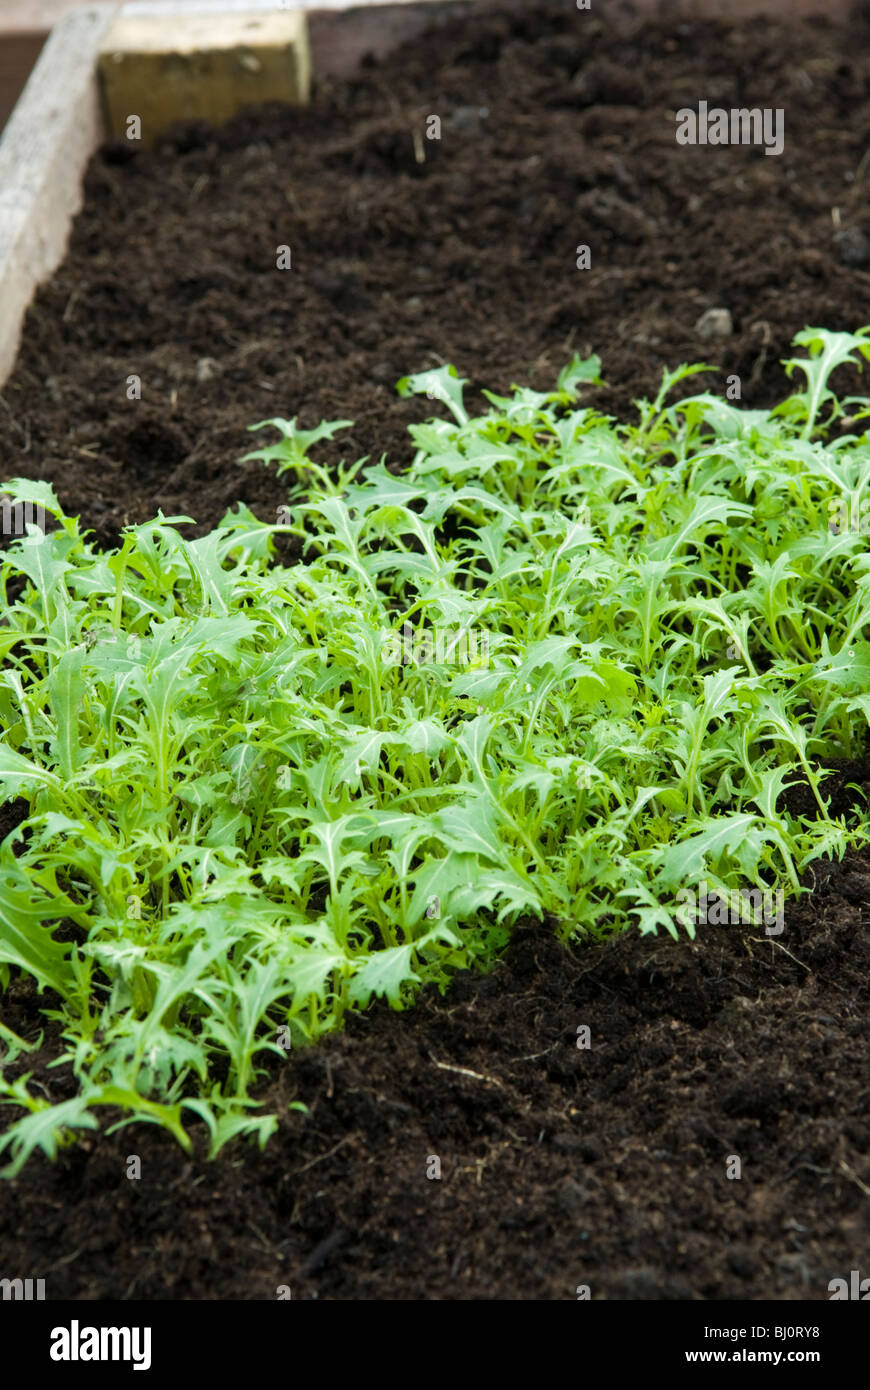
2 4 870 547
2 842 870 1301
2 1 870 1300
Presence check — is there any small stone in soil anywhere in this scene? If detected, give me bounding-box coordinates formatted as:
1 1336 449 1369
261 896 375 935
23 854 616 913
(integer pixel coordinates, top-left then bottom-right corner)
695 307 734 339
833 226 870 267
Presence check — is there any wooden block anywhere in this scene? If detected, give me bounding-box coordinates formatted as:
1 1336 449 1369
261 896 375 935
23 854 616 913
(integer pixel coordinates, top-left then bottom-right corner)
0 5 116 391
98 7 311 146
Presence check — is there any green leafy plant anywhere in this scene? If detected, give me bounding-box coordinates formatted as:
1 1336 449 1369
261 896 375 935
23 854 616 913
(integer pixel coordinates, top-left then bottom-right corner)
1 328 869 1171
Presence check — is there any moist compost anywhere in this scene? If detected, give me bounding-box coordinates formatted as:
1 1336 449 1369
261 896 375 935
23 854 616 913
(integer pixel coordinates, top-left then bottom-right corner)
2 4 870 546
1 1 870 1299
2 845 870 1301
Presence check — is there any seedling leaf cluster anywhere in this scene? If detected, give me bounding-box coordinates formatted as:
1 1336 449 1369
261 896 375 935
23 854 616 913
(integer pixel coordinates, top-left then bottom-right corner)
1 328 869 1170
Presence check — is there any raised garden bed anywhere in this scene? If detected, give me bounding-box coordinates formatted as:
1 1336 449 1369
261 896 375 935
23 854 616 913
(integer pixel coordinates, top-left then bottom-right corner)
1 0 870 1309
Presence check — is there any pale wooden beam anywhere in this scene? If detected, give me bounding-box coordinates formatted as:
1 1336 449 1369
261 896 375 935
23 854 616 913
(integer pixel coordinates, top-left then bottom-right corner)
0 5 117 392
98 6 311 147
